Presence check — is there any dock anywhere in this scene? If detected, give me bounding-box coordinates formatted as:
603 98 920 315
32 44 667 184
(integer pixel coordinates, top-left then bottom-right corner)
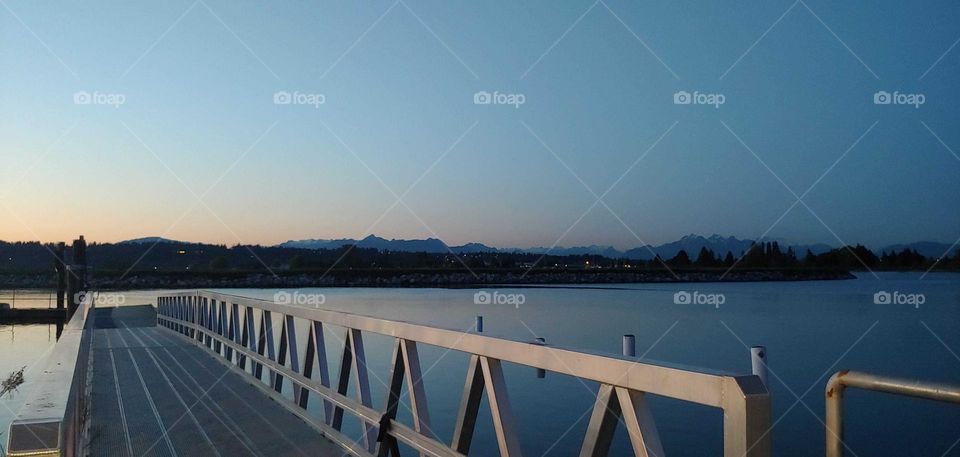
8 290 776 457
87 305 345 456
4 257 960 457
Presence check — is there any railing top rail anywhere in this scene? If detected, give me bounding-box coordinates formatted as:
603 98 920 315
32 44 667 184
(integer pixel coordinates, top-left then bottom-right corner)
160 290 765 408
827 370 960 403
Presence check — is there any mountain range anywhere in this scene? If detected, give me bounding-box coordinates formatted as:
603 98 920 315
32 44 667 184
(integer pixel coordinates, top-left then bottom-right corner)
276 234 818 259
258 234 958 260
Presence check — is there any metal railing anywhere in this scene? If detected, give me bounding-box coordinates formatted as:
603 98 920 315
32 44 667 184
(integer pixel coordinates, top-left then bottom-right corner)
157 290 771 457
825 370 960 457
6 291 93 457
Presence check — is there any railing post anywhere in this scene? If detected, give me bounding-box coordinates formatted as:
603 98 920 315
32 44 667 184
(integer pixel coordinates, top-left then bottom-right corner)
194 295 200 339
825 372 844 457
722 376 771 457
284 315 302 403
217 301 227 355
206 298 214 347
198 297 206 344
227 303 239 362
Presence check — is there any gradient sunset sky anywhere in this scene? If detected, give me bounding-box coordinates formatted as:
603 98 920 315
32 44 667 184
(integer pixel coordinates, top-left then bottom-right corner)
1 0 958 249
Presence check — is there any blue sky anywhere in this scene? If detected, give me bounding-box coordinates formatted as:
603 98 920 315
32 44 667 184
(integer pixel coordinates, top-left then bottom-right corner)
1 0 958 249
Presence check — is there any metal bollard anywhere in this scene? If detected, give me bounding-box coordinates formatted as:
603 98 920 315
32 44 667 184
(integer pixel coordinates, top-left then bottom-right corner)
535 337 546 378
623 334 636 357
751 346 768 387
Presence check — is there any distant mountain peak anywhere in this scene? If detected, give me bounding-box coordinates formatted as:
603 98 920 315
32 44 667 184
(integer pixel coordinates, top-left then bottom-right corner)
278 234 449 253
119 236 182 245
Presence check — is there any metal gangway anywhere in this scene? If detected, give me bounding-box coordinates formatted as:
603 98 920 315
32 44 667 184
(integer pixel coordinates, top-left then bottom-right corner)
12 289 958 457
153 290 771 457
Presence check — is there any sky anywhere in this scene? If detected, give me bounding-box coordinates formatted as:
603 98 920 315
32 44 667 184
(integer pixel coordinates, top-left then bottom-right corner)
1 0 958 250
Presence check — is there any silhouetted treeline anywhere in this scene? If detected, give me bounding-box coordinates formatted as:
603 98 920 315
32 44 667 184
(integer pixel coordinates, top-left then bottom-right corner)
0 241 617 274
663 241 959 271
0 240 957 275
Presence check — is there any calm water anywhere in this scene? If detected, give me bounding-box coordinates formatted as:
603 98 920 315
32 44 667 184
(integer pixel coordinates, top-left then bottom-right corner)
2 273 959 456
0 323 61 449
219 272 960 457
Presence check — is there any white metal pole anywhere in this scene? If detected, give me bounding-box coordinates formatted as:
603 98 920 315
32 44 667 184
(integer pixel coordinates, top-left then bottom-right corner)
623 334 636 357
751 346 768 387
535 338 546 378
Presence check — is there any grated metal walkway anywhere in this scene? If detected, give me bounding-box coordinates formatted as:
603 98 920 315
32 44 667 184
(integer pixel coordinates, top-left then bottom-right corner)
88 306 346 457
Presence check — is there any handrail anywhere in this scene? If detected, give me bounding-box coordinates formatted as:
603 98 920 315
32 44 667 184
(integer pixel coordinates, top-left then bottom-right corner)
825 370 960 457
6 291 93 457
157 290 771 457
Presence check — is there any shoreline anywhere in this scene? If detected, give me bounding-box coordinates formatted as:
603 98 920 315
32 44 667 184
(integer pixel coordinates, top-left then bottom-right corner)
1 268 856 290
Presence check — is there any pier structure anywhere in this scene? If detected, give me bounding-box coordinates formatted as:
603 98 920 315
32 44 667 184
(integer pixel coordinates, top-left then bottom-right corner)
0 236 88 327
6 290 774 457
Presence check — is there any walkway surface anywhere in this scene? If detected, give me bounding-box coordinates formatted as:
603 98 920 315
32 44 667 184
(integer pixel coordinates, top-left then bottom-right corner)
88 305 346 457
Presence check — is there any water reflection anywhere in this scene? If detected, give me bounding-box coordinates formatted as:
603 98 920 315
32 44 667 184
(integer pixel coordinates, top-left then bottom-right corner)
0 322 64 343
0 290 58 310
0 323 61 441
0 290 66 341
